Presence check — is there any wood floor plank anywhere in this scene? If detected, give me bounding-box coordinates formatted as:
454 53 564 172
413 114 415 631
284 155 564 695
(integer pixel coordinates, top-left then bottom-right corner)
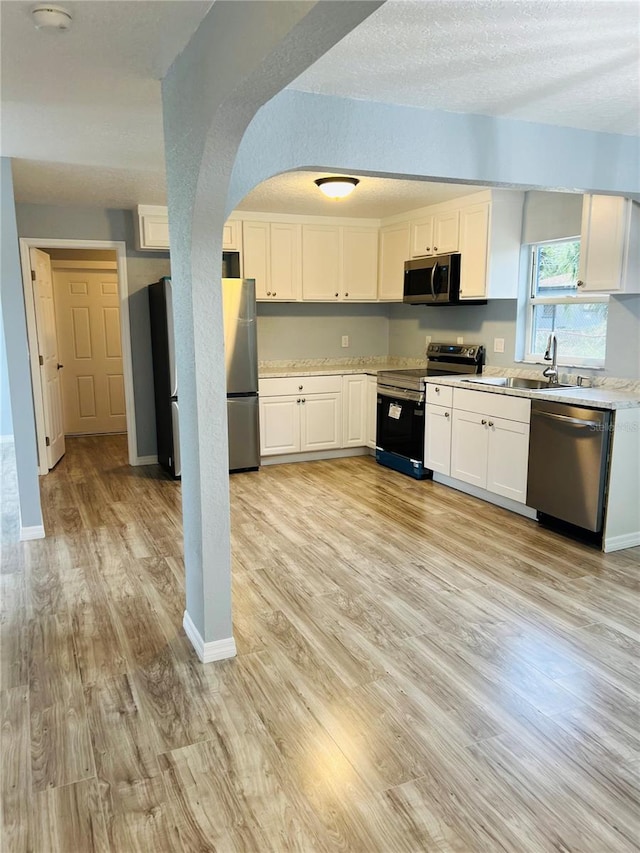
1 686 31 853
29 778 110 853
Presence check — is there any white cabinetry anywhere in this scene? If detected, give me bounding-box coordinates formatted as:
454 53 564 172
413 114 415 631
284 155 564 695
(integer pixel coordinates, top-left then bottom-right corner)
378 222 410 301
243 221 301 301
135 205 170 251
450 388 530 503
366 374 378 449
458 202 490 300
259 376 342 456
222 219 242 251
342 228 378 300
410 211 459 258
578 195 639 294
342 374 367 447
424 383 453 475
301 224 378 301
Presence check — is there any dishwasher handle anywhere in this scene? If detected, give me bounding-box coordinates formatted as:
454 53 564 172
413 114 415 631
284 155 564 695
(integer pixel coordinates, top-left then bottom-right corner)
532 410 603 430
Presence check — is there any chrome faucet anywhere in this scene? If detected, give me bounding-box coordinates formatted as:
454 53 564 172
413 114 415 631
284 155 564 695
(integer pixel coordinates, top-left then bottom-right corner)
543 334 559 385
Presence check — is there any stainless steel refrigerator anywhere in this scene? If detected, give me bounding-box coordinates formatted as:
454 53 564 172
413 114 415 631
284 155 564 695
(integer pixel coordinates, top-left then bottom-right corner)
148 276 259 478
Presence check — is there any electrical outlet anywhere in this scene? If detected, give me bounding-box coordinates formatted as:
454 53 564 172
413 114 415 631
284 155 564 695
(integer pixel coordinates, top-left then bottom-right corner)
456 336 464 344
341 335 349 348
425 335 432 348
493 337 505 353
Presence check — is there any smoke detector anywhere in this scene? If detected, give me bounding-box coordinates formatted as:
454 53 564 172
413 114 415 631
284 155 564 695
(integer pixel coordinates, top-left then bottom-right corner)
32 5 73 31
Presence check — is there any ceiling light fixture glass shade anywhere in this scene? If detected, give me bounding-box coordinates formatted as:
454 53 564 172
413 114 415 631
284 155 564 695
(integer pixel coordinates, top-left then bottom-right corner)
314 177 359 199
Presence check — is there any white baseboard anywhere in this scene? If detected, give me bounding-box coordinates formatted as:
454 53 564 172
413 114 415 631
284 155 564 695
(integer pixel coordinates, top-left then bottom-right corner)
183 610 237 663
20 524 45 541
433 473 538 520
261 446 370 467
131 454 158 466
603 532 640 553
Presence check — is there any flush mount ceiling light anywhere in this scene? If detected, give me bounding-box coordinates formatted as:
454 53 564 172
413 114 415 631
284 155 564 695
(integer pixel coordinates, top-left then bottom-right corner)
314 176 359 199
32 4 73 31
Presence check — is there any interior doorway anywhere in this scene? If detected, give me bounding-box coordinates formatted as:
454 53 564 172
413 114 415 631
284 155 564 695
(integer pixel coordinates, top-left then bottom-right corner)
19 238 137 474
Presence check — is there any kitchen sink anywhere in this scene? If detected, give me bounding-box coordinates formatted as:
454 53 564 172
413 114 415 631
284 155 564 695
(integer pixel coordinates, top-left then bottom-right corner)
464 377 578 391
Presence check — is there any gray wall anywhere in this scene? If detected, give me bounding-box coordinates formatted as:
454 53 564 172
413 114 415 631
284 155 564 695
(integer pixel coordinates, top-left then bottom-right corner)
257 302 389 361
0 301 13 437
388 296 640 380
0 159 42 530
14 203 170 457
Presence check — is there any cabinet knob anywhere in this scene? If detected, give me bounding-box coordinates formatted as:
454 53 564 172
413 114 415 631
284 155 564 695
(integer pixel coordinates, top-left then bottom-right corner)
488 421 494 427
301 398 306 403
266 291 271 296
345 292 349 297
577 280 585 288
444 411 450 419
435 387 440 393
335 292 339 297
434 246 438 252
272 292 276 296
298 385 303 391
426 246 431 251
297 398 301 403
481 419 487 425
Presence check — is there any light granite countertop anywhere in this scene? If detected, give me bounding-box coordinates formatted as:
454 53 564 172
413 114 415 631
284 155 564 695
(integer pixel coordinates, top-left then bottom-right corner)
259 358 423 379
424 374 640 410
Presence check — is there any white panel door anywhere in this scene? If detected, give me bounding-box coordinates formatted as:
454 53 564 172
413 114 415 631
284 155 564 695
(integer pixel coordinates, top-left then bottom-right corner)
302 225 341 300
259 396 300 455
342 228 378 300
450 409 488 488
425 405 452 476
53 269 126 435
342 374 367 447
300 393 342 450
486 417 530 503
30 248 65 469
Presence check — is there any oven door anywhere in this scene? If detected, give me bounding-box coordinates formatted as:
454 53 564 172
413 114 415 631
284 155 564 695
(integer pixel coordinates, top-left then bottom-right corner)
376 384 425 462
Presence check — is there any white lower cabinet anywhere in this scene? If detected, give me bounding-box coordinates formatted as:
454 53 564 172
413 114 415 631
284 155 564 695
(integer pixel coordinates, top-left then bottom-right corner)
425 404 452 476
450 389 530 503
259 376 342 456
366 375 378 449
342 374 367 447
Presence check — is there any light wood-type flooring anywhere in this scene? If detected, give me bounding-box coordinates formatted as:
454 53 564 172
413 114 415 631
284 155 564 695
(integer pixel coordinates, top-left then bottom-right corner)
1 434 639 852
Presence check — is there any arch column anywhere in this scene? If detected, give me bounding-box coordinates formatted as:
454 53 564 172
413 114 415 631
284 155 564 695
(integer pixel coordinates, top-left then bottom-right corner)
161 1 384 660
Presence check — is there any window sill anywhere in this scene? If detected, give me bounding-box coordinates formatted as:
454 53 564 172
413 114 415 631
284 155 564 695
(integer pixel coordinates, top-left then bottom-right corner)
518 357 605 371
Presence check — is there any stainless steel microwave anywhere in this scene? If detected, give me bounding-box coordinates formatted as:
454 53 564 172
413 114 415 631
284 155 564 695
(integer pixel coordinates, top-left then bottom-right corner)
403 253 462 304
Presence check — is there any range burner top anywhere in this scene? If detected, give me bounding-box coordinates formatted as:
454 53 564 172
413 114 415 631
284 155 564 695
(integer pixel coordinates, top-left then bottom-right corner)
377 343 485 392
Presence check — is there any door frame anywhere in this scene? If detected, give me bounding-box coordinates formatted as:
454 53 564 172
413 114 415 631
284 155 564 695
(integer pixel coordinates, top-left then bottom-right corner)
19 238 138 473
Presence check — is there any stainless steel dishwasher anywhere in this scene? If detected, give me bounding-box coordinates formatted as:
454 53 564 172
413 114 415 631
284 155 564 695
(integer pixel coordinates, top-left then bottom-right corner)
527 400 612 533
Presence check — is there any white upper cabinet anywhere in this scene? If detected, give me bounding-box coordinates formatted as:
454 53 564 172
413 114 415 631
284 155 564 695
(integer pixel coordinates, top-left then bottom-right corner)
342 227 378 300
578 195 639 294
135 205 170 251
222 219 242 252
458 202 490 300
410 211 459 257
379 221 410 301
302 224 341 300
243 221 301 301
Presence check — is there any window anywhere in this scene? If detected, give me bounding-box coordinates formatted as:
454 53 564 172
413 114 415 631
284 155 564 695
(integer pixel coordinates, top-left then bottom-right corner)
525 239 608 367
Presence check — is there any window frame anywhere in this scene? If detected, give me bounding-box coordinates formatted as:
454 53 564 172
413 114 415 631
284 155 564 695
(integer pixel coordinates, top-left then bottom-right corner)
523 239 608 369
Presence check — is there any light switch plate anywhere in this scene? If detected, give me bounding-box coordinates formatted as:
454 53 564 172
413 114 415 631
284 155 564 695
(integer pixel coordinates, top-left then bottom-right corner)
341 335 349 348
494 337 505 353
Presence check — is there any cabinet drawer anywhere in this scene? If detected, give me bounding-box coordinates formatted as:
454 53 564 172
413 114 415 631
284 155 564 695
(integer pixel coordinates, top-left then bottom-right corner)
259 375 342 397
453 387 531 422
426 383 453 407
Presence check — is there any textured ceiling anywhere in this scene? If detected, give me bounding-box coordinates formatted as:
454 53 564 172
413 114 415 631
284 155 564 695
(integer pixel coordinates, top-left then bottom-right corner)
2 0 638 212
235 171 486 218
289 0 640 136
